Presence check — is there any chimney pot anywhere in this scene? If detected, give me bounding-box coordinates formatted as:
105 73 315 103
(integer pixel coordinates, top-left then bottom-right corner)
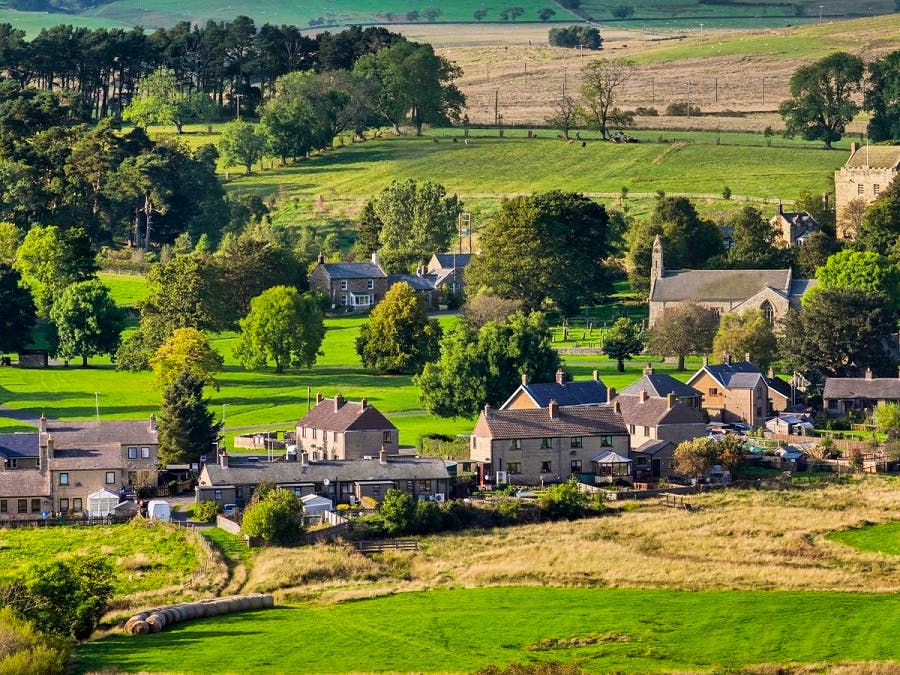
334 394 345 412
606 386 616 403
548 400 559 420
667 393 676 409
639 390 649 403
555 368 564 385
316 392 323 404
521 372 528 386
865 367 873 381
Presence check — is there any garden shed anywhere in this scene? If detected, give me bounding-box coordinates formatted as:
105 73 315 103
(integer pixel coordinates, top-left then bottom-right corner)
87 489 121 517
301 494 333 516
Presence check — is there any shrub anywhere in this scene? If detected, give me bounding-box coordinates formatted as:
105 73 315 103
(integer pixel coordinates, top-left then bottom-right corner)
722 186 732 200
379 489 416 535
665 101 701 117
242 488 305 545
0 608 70 675
193 500 219 523
634 106 658 116
539 479 588 520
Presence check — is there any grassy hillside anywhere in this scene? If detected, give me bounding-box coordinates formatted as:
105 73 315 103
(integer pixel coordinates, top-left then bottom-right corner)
76 586 900 673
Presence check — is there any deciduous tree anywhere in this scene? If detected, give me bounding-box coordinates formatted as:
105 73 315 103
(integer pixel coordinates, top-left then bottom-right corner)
150 327 224 390
123 67 217 134
0 263 35 354
648 303 717 371
235 285 325 373
218 119 266 175
673 437 719 482
711 309 777 370
814 249 900 313
579 58 635 140
466 191 612 315
864 49 900 142
157 370 221 466
602 316 644 372
50 279 124 366
241 488 305 544
779 52 864 149
356 282 442 374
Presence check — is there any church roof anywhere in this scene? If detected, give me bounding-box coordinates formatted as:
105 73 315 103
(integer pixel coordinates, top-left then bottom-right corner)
650 269 792 302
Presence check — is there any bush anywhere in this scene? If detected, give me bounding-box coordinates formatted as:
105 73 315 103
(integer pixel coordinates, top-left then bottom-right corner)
193 500 219 523
379 489 417 535
634 106 658 116
242 488 305 545
539 479 588 520
0 608 70 675
722 186 732 200
665 101 701 117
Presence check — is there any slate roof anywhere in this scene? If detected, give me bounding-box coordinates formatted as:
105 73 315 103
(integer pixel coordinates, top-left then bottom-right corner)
789 278 817 297
319 262 387 280
503 380 608 409
475 406 627 438
619 373 700 399
844 146 900 170
430 253 473 270
0 470 49 498
631 439 675 456
50 445 125 471
823 377 900 401
201 456 449 487
775 211 820 229
615 395 705 427
44 420 158 447
650 269 791 302
697 361 765 389
0 433 39 459
388 274 437 292
298 399 396 433
766 376 792 400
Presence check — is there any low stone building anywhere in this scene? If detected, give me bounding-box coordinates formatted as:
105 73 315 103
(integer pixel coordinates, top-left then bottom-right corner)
308 253 388 312
823 369 900 414
196 452 451 507
470 401 629 486
770 203 821 246
834 144 900 238
501 369 609 410
687 357 769 427
296 394 398 461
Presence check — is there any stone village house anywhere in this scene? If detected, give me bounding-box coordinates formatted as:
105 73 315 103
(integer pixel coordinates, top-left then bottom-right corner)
834 144 900 238
295 394 398 461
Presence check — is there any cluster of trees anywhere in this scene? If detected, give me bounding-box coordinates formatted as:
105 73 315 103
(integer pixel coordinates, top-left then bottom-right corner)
780 50 900 146
548 26 603 50
673 435 744 482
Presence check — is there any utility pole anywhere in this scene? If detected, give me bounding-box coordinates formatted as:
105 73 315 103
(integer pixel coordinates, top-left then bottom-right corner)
699 23 703 43
714 77 718 103
761 77 765 105
494 89 499 126
686 80 693 118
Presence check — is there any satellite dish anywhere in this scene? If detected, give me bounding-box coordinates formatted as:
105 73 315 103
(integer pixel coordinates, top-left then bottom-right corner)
323 478 330 486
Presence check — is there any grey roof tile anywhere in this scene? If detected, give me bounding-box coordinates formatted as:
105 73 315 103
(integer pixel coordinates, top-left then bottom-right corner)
823 377 900 401
477 406 627 438
619 373 700 399
651 269 791 302
320 262 387 280
202 456 449 486
298 399 396 434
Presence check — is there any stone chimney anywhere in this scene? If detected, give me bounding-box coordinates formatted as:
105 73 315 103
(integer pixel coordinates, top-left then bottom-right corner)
768 367 775 379
548 400 559 420
360 398 367 410
703 355 709 367
149 413 157 432
219 449 228 469
865 367 873 381
38 411 47 433
643 363 653 376
606 386 616 403
613 399 621 415
777 200 783 216
317 251 324 264
722 351 731 365
521 372 528 386
371 251 381 267
639 390 649 403
745 352 751 363
483 403 491 419
379 445 387 464
555 368 565 385
667 393 676 410
334 394 345 412
300 451 309 466
593 370 600 381
850 142 858 155
46 435 54 458
316 392 323 404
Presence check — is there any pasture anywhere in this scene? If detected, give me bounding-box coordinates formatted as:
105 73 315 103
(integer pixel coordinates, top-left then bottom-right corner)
829 521 900 557
76 478 900 673
75 586 900 673
0 520 201 596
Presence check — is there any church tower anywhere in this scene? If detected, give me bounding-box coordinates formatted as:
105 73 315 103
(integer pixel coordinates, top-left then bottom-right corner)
650 235 664 288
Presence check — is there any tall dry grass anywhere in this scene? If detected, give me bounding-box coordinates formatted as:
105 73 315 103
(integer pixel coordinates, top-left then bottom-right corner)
250 477 900 599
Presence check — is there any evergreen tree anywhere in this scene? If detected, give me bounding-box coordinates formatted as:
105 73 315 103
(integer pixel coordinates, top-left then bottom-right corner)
157 370 221 466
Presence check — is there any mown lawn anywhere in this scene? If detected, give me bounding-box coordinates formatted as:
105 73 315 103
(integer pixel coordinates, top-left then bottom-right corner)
0 520 201 596
97 272 151 310
76 585 900 673
828 521 900 556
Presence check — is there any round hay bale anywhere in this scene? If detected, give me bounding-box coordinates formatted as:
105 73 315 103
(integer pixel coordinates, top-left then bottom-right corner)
131 611 150 622
170 607 184 623
160 609 175 624
181 604 197 621
129 620 150 635
236 597 251 611
247 596 263 610
262 595 275 608
146 614 164 633
124 618 138 632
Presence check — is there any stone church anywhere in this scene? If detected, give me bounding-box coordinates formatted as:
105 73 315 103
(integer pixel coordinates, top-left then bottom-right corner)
647 236 815 326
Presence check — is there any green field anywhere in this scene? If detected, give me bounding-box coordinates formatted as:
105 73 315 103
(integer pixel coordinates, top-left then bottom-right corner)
0 521 201 596
76 585 900 673
829 521 900 556
97 272 151 310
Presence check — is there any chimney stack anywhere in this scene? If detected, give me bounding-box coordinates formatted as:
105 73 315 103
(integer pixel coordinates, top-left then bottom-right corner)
372 251 381 267
850 142 858 155
768 367 775 379
548 400 559 420
593 370 600 381
865 367 873 381
521 372 528 386
317 251 324 264
667 393 676 410
483 403 491 418
703 355 709 367
379 445 387 464
639 390 649 403
38 412 47 433
722 351 731 365
360 398 367 410
643 363 654 376
555 368 564 385
777 200 783 216
606 386 616 403
316 392 323 404
745 352 751 363
334 394 345 412
613 399 621 415
219 449 228 469
149 413 157 432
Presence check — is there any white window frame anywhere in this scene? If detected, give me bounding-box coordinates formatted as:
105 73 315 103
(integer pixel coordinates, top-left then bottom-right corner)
367 279 375 290
141 447 150 458
340 280 348 290
106 471 116 485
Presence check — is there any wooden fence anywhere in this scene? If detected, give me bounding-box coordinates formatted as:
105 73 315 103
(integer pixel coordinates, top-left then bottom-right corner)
353 539 419 554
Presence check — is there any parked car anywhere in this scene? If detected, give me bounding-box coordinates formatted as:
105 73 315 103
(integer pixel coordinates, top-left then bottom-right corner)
223 503 238 517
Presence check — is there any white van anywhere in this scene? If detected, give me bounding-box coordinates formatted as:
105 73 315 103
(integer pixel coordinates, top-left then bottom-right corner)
147 499 171 522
